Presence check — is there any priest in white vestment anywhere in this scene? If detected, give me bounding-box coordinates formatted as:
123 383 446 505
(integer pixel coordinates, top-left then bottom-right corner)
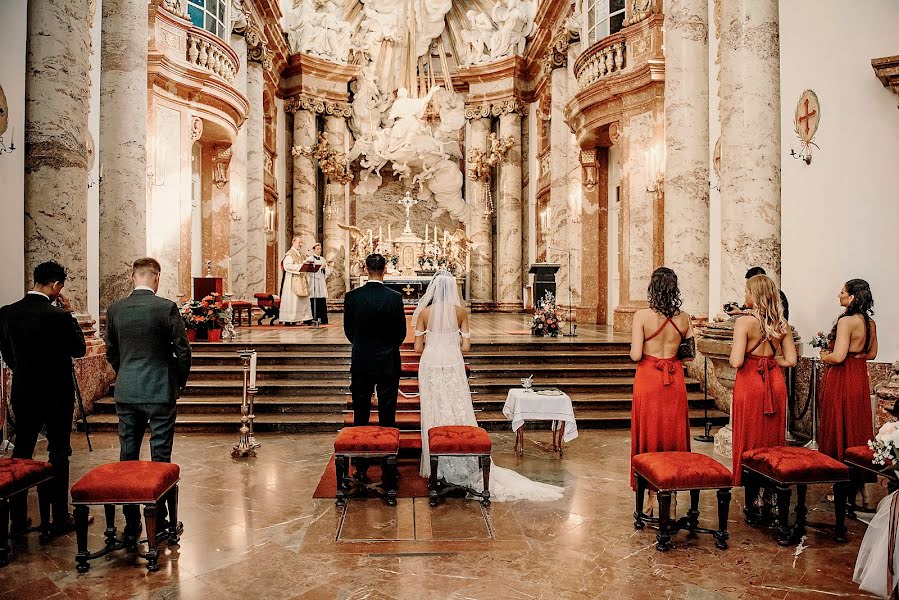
280 236 312 324
306 242 330 324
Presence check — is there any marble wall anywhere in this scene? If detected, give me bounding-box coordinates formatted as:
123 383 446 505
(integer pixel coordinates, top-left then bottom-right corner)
98 0 147 311
245 62 267 294
200 145 231 283
23 0 92 312
718 0 781 306
147 103 184 300
664 0 710 317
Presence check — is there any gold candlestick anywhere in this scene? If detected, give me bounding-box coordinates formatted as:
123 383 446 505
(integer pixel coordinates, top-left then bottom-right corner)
231 349 256 458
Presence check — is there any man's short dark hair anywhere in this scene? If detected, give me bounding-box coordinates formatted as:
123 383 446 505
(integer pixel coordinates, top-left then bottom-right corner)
366 253 386 274
745 266 766 279
133 257 161 276
34 261 67 285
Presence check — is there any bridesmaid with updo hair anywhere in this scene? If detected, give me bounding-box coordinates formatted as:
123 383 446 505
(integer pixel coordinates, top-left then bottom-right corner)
819 279 878 462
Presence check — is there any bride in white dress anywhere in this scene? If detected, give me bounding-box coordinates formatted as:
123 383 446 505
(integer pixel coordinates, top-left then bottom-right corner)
854 490 899 598
412 271 564 502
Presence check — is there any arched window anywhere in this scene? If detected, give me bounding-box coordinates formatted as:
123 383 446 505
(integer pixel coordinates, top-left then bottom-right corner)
187 0 227 39
582 0 626 46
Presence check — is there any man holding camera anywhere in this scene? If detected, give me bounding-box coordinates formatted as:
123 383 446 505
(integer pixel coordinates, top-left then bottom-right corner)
0 261 87 535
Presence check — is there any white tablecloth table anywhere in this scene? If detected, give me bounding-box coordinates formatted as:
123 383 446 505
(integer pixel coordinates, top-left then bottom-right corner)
502 388 578 456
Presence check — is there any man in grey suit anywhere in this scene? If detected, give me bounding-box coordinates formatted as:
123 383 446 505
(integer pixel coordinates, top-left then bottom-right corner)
104 257 191 541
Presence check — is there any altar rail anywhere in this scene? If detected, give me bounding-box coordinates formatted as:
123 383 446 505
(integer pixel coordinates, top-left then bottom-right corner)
573 35 627 90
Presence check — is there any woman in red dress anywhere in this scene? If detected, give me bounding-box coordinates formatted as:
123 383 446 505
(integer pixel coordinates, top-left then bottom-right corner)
819 279 878 461
630 267 693 494
730 275 797 486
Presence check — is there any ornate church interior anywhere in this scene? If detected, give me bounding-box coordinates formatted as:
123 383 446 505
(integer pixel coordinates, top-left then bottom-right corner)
1 0 898 597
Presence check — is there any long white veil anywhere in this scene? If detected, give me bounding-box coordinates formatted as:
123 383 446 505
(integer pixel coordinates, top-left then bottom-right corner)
411 269 460 334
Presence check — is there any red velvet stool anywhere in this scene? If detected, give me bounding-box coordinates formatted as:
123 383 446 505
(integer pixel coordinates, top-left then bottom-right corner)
632 452 733 551
0 458 53 566
741 446 850 546
334 426 400 506
427 426 492 507
254 293 280 325
843 445 896 519
228 300 253 327
70 461 181 572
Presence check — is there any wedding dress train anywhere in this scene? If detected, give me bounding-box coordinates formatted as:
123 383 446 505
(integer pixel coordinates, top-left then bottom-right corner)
413 274 564 502
854 490 899 598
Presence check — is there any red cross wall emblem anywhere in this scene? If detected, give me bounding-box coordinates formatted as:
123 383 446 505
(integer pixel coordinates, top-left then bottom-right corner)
794 90 820 143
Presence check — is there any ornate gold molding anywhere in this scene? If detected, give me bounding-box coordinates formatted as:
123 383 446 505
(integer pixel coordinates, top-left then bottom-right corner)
464 98 526 120
245 26 273 71
283 94 352 118
541 28 580 74
212 144 232 188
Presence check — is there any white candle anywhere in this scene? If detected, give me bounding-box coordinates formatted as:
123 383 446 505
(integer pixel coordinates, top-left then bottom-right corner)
379 225 383 240
368 229 372 245
425 226 428 242
249 352 257 388
434 225 438 243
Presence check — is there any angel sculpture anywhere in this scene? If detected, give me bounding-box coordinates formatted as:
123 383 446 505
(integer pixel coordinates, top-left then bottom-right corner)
446 228 473 271
337 223 371 276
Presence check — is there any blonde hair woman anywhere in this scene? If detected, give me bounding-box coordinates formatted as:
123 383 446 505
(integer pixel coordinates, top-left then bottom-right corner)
729 275 797 487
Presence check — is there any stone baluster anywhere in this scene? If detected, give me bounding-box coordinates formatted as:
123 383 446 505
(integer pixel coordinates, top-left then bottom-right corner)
718 0 781 304
663 0 710 316
99 0 148 310
466 117 493 309
496 111 523 311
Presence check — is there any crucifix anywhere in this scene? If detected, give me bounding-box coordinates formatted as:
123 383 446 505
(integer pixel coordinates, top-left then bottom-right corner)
798 97 817 136
398 190 419 235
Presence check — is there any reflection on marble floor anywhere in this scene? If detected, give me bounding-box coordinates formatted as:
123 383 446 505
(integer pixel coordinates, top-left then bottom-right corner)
0 429 878 599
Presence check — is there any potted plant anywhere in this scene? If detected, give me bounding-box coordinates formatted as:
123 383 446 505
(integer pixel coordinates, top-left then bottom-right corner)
179 294 228 342
528 291 563 337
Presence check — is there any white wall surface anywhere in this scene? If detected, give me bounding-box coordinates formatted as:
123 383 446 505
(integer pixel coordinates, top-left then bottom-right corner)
780 0 899 361
0 0 27 305
87 0 101 319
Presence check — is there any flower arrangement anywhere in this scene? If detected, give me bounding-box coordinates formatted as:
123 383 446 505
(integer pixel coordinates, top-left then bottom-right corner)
179 293 228 331
436 255 459 275
869 421 899 467
528 290 563 337
809 331 830 350
467 133 515 217
384 252 400 269
417 250 439 271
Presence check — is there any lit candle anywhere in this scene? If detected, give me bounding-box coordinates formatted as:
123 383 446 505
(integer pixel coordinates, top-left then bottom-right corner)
249 352 258 388
387 224 392 242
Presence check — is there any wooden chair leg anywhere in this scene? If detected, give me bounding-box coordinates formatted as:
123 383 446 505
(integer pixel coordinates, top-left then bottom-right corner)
428 456 440 507
833 482 849 543
634 475 647 529
384 456 398 506
167 486 181 543
775 485 793 546
103 504 117 548
37 483 51 543
335 455 349 506
688 490 701 530
656 491 672 551
793 484 808 541
143 504 160 572
743 469 761 526
74 505 90 573
715 488 731 550
479 455 491 506
0 498 9 567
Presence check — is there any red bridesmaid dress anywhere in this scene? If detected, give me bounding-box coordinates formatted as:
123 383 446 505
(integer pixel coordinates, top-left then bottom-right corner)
818 356 872 461
630 317 691 489
731 338 787 485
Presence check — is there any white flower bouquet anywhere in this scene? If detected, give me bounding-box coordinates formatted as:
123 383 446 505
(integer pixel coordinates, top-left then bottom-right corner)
869 421 899 467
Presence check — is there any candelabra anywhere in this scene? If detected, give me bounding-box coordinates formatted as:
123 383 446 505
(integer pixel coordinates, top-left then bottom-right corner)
232 349 257 458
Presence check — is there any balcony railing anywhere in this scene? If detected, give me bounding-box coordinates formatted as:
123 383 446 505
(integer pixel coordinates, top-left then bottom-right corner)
186 28 237 83
574 35 626 90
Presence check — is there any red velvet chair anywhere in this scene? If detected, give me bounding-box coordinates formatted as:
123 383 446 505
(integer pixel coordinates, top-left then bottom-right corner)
334 426 400 506
843 445 896 519
741 446 850 546
0 458 53 566
227 300 253 327
427 426 492 507
254 293 280 325
632 452 733 551
70 461 181 573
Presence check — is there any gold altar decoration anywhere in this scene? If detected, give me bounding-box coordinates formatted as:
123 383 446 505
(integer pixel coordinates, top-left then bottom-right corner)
291 133 352 217
467 133 514 217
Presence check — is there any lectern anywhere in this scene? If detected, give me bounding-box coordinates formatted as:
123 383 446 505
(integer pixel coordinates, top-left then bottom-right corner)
194 277 222 301
528 263 560 305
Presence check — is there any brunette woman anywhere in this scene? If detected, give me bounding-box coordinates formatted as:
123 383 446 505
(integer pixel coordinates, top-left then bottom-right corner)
630 267 693 492
730 275 797 486
819 279 878 461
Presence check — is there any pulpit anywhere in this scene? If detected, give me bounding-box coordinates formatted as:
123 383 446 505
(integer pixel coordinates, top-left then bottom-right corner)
529 263 560 305
193 277 222 301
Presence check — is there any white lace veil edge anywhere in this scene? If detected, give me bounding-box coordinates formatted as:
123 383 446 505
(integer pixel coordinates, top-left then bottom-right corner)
411 270 461 334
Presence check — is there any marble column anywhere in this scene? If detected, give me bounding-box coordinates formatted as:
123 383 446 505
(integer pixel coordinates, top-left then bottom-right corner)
24 0 92 311
292 108 317 250
245 61 266 295
664 0 709 316
496 112 523 311
228 33 248 300
98 0 147 311
718 0 781 305
322 115 348 299
548 66 575 310
466 117 493 309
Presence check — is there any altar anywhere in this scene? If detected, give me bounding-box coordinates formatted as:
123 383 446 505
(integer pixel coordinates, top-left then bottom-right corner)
353 274 466 305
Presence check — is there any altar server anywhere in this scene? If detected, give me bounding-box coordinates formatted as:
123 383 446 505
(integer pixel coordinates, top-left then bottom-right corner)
306 242 330 325
281 236 312 325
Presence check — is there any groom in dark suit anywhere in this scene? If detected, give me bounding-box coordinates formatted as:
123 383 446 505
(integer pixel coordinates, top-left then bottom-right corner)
343 254 407 428
104 257 191 541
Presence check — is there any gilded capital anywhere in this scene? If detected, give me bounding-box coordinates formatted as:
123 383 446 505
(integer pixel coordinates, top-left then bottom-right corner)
464 98 526 121
284 94 352 118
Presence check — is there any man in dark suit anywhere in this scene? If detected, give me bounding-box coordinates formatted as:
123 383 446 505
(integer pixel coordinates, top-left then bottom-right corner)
728 266 790 321
104 257 191 541
0 261 86 535
343 254 408 429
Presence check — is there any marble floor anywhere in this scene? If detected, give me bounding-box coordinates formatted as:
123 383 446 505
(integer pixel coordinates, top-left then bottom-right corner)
0 428 878 600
